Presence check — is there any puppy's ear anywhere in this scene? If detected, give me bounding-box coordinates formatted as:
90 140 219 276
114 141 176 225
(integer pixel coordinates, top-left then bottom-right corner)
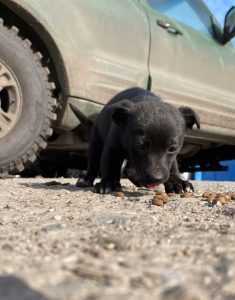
179 106 200 130
111 100 133 127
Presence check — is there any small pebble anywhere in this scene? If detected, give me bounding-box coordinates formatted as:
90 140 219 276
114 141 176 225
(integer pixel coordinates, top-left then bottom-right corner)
104 243 116 250
114 192 125 198
180 192 193 198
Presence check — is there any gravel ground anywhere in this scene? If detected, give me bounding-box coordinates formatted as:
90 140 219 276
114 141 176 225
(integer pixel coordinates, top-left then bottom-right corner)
0 177 235 300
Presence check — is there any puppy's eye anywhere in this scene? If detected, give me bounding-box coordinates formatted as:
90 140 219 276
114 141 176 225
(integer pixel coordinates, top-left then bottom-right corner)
167 145 177 154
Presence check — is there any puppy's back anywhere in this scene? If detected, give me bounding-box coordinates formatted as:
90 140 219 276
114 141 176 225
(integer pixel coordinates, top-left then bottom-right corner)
107 87 159 106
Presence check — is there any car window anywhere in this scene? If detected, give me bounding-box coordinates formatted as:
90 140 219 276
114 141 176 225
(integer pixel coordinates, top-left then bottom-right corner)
148 0 213 36
205 2 235 47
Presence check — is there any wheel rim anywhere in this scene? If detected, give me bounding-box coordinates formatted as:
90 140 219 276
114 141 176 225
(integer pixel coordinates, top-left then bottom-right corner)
0 58 22 139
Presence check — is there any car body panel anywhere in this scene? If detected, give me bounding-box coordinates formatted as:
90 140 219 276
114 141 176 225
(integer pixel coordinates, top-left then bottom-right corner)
2 0 150 103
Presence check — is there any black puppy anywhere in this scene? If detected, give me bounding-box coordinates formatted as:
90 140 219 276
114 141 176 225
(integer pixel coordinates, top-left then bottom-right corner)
76 87 200 194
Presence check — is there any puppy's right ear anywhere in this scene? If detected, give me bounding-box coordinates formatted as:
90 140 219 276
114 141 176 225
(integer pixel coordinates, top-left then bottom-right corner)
111 100 133 127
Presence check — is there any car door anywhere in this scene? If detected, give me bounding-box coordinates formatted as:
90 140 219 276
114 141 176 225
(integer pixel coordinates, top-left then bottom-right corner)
142 0 235 143
67 0 151 104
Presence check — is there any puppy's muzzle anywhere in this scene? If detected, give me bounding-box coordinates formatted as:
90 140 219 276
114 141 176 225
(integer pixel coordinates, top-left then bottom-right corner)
145 174 164 189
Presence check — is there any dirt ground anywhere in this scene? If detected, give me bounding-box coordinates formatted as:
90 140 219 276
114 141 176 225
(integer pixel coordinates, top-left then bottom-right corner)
0 177 234 300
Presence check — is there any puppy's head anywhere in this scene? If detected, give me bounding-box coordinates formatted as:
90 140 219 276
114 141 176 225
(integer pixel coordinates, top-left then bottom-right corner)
111 98 200 188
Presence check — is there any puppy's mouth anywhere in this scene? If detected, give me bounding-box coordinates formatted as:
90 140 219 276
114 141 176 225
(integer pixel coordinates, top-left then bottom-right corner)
146 182 161 189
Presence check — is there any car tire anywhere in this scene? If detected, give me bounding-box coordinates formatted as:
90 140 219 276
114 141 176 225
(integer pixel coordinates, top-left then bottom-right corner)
0 19 56 175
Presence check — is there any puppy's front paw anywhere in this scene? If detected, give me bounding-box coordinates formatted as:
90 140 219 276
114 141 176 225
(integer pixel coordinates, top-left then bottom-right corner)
164 178 194 194
94 180 121 194
182 180 194 192
76 177 93 188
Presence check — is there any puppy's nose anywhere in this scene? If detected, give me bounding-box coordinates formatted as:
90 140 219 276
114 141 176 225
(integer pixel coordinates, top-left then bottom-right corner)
154 175 163 182
148 174 163 183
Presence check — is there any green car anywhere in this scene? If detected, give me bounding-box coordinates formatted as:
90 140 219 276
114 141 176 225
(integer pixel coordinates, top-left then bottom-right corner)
0 0 235 176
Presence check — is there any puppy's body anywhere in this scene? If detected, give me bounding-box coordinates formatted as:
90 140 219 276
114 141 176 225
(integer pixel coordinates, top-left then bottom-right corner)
77 88 200 193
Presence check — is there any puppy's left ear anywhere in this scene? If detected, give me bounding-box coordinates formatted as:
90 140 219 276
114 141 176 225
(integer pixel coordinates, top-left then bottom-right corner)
179 107 200 130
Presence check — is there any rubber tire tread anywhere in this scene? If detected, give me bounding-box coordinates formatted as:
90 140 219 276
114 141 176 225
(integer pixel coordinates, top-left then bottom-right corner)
0 19 57 175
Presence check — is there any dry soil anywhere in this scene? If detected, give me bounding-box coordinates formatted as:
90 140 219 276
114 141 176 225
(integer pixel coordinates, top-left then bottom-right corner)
0 178 235 300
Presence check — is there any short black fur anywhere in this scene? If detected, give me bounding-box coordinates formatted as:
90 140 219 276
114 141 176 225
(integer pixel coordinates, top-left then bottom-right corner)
76 88 200 194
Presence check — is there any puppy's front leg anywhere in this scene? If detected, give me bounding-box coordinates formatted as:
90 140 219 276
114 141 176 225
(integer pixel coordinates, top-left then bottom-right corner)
95 145 124 194
164 160 194 194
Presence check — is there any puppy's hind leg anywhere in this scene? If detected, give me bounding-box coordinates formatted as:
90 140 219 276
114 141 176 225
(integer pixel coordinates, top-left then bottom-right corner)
76 129 103 188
